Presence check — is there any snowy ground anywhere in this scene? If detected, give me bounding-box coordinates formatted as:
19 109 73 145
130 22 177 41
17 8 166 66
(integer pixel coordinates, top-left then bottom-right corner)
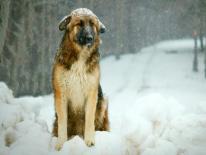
0 39 206 155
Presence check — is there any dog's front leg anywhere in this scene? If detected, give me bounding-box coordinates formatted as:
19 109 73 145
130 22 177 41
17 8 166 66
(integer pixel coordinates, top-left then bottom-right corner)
84 88 98 146
55 92 68 151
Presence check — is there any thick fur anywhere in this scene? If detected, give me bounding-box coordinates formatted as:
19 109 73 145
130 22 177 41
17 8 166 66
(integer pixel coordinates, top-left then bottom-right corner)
52 10 109 150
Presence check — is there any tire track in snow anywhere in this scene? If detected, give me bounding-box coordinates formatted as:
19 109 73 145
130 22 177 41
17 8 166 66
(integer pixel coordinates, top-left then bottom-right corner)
137 46 158 93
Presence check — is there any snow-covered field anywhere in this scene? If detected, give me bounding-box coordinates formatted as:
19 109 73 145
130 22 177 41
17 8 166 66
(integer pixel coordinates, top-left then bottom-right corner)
0 39 206 155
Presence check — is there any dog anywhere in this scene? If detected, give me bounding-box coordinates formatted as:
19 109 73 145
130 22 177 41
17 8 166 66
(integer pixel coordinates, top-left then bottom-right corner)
52 8 109 150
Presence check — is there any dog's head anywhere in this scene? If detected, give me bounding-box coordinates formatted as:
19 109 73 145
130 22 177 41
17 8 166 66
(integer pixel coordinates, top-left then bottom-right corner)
59 8 106 48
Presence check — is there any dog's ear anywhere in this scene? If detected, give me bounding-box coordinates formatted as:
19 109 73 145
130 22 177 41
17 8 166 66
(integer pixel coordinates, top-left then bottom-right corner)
99 21 106 34
59 15 71 31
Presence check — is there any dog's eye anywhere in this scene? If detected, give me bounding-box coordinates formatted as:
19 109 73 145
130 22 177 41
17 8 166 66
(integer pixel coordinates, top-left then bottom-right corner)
89 20 94 26
79 20 84 26
75 20 84 26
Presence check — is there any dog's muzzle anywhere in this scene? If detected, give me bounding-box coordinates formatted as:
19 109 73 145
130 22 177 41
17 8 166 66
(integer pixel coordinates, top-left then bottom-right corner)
85 35 93 44
77 26 94 47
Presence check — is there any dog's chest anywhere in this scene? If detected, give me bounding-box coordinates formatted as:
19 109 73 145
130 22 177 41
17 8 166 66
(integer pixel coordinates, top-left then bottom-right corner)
56 59 98 109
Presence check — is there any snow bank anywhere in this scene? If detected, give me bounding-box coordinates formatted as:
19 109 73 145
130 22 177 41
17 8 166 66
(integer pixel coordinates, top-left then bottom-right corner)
155 38 205 52
0 39 206 155
0 82 13 104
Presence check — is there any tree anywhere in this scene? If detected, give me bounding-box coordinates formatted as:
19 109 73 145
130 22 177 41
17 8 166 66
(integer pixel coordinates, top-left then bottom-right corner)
0 0 11 63
193 30 198 72
198 0 206 52
204 15 206 78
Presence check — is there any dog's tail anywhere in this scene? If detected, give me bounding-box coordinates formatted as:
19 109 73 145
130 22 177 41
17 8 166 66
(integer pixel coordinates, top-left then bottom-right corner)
95 85 110 131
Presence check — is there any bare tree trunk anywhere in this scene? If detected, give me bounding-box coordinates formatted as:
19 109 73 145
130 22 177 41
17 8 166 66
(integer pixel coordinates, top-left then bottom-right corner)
199 15 204 52
199 34 204 52
193 32 198 72
205 29 206 78
115 0 124 60
199 0 205 52
0 0 11 58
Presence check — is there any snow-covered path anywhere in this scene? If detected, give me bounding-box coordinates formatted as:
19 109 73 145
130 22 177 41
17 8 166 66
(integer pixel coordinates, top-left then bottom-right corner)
102 40 206 112
1 39 206 155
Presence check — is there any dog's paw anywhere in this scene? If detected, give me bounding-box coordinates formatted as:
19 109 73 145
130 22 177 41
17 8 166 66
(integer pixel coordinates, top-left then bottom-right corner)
55 143 62 151
55 141 64 151
55 139 66 151
84 135 95 147
85 138 95 147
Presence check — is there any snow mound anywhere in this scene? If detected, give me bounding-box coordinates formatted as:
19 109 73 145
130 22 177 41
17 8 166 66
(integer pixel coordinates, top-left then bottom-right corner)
124 94 206 155
0 103 23 130
0 82 13 104
135 94 185 124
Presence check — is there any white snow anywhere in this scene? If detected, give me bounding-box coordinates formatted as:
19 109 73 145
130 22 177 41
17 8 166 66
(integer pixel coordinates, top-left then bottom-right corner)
0 39 206 155
70 8 96 17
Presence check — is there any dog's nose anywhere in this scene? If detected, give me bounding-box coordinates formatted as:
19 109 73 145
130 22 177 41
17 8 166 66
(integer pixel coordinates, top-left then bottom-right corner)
86 35 93 43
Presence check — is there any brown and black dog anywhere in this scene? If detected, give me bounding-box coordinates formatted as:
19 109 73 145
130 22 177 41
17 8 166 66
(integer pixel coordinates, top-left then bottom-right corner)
52 8 109 150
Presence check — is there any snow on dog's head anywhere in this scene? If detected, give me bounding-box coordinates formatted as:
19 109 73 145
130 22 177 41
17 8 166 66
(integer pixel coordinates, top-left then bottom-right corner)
59 8 106 33
70 8 96 17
